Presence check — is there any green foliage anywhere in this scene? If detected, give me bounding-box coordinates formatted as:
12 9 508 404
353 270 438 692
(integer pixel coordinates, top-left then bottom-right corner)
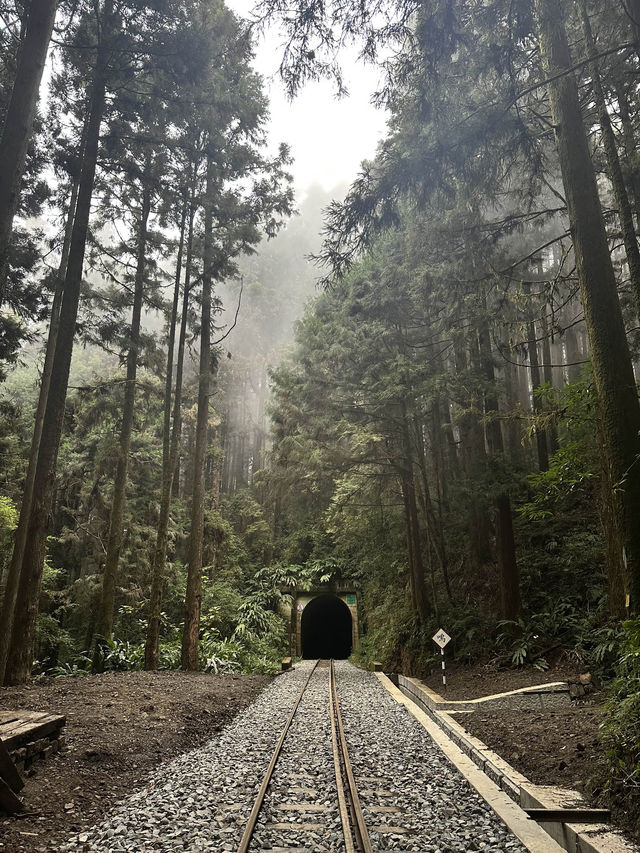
200 637 242 674
0 494 17 574
0 495 17 540
48 656 93 679
496 605 624 674
201 580 243 639
35 612 74 671
592 618 640 836
102 638 145 672
520 381 599 522
34 561 75 671
2 12 637 843
352 580 429 675
432 602 496 665
115 602 152 644
234 598 276 637
201 626 286 676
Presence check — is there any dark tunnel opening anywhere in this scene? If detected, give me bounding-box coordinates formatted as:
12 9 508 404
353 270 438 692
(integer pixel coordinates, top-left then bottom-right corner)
301 594 352 659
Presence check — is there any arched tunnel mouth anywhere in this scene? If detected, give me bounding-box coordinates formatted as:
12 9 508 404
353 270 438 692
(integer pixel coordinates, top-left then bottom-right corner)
301 594 352 659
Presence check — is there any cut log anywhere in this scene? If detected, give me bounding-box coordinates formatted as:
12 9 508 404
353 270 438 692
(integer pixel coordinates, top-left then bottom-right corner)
0 775 23 813
0 738 23 793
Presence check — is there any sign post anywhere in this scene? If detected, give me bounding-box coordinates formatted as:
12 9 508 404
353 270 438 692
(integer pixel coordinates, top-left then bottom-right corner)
432 628 451 691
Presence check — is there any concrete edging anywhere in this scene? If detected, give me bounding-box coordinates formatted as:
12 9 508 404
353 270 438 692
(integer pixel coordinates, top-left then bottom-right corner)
385 674 637 853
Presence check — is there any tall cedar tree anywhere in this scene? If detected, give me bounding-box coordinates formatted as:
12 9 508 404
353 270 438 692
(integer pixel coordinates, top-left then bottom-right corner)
533 0 640 614
0 0 115 685
0 0 58 293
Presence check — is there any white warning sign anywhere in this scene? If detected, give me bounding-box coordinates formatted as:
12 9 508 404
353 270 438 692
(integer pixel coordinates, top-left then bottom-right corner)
432 628 451 649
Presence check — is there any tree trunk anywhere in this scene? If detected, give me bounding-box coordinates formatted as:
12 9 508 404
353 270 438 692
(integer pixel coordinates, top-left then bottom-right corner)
144 195 190 670
524 282 549 471
405 462 428 621
628 0 640 62
399 475 418 616
613 77 640 223
3 8 111 684
414 423 453 604
0 0 58 299
181 162 215 671
429 400 442 506
95 176 152 658
563 322 583 384
540 310 559 455
400 405 428 621
496 493 520 621
534 0 640 612
578 0 640 318
597 413 627 617
453 331 493 568
501 337 524 460
0 173 79 684
477 318 521 619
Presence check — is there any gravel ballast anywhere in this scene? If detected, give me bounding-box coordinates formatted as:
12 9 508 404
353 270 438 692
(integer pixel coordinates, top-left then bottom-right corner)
56 660 528 852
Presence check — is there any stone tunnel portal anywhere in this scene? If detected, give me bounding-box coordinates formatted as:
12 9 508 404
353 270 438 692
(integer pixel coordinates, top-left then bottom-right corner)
301 594 353 659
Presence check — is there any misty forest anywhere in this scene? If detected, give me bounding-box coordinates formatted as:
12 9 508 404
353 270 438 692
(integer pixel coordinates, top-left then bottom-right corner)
2 0 640 842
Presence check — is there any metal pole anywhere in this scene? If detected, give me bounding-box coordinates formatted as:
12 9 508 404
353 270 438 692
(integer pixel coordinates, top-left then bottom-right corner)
441 647 446 691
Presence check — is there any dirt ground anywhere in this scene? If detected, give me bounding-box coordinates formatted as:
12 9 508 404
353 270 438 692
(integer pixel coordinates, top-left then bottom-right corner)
421 659 586 700
420 661 603 792
0 670 270 852
460 707 603 791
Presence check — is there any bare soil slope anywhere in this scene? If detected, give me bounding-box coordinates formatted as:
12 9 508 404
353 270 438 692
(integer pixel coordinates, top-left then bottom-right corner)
421 662 603 792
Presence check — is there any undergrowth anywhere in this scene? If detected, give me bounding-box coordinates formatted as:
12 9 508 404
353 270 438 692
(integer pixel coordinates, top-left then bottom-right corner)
589 617 640 839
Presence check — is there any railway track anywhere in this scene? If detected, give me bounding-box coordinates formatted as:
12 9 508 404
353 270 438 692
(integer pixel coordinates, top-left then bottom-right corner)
237 659 372 853
57 660 530 852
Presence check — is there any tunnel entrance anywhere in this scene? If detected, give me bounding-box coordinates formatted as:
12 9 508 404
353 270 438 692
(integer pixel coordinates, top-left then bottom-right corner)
301 594 353 659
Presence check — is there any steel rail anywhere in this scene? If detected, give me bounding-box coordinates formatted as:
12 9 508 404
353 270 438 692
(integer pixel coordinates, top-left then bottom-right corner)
329 661 356 853
236 660 319 853
330 660 373 853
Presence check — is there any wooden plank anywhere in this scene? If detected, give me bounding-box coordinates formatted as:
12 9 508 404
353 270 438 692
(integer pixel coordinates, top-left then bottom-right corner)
0 712 21 725
0 710 47 726
0 738 23 793
0 710 54 731
0 712 50 739
0 714 65 751
526 808 611 824
0 711 65 735
0 775 22 814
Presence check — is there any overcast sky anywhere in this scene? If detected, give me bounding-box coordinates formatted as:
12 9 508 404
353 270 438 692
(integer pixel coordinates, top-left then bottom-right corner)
229 0 389 195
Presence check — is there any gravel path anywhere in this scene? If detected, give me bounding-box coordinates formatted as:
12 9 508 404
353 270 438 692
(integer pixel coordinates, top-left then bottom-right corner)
248 661 344 852
334 661 525 852
56 661 528 852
